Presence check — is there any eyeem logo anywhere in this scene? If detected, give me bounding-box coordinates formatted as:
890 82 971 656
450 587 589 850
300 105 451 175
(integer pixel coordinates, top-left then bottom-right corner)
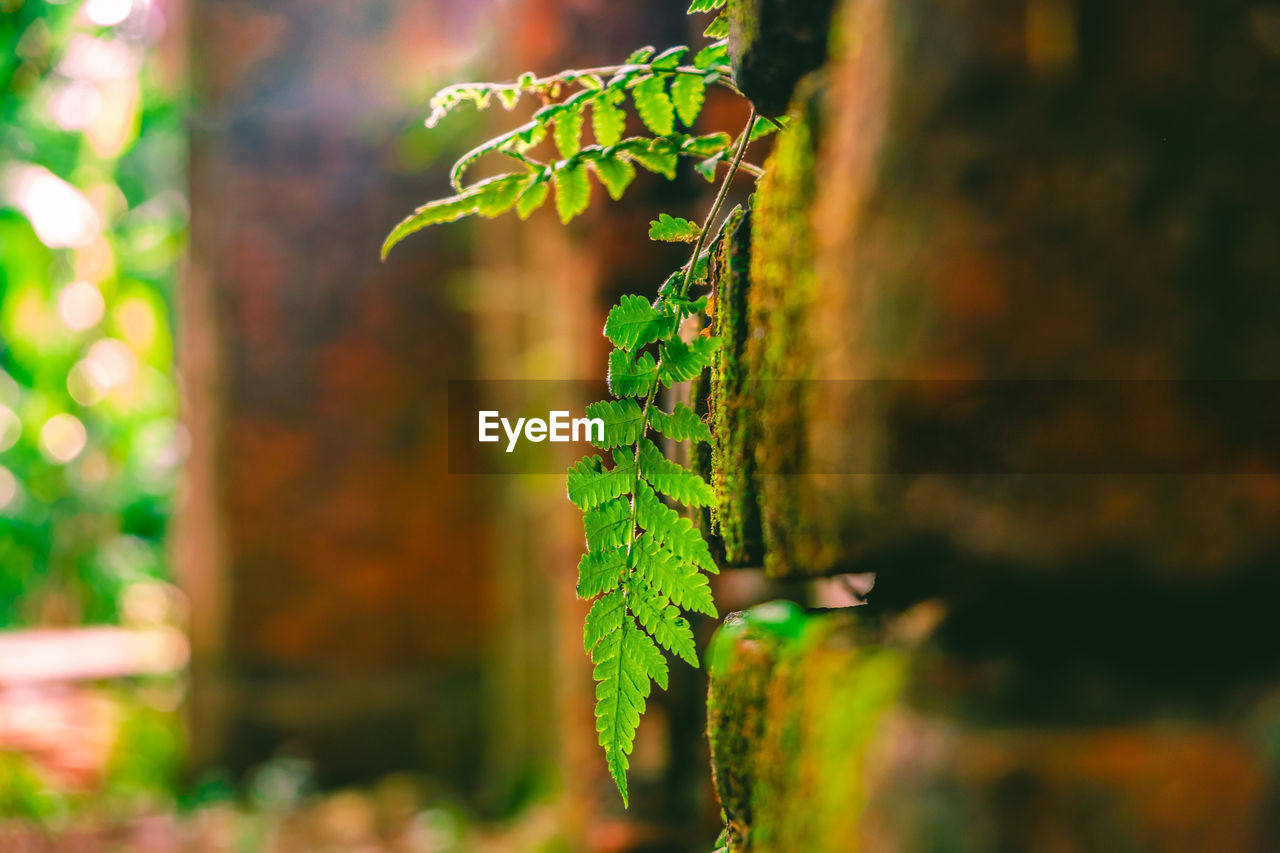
479 410 604 453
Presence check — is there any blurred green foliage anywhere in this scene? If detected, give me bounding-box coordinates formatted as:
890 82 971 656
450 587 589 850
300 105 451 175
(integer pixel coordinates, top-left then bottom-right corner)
0 0 185 626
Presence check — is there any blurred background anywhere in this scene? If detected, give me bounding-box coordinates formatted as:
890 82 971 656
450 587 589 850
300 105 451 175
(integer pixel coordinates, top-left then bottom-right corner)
0 0 789 849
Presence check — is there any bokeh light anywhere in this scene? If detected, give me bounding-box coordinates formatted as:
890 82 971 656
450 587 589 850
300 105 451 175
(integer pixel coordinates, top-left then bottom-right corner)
40 412 88 464
0 465 18 511
0 404 21 451
86 337 137 390
85 0 134 27
67 358 112 405
5 165 102 249
58 280 106 331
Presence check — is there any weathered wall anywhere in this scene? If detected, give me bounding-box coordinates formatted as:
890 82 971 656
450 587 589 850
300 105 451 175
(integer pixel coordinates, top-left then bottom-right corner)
181 0 493 785
703 0 1280 847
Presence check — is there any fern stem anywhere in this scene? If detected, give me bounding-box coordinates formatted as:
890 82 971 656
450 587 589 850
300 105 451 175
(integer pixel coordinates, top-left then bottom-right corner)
677 108 756 300
622 106 759 567
433 64 743 103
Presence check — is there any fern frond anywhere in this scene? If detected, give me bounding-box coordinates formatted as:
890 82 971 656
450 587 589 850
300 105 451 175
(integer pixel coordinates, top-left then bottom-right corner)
633 533 717 616
632 75 675 137
687 0 726 12
659 335 721 386
583 588 626 653
651 46 689 70
583 496 632 550
627 579 699 666
750 114 788 140
607 349 659 398
671 74 707 127
567 449 635 510
515 178 551 219
638 437 716 507
554 162 591 223
626 46 656 64
703 12 730 38
576 545 627 598
592 156 636 200
592 617 667 808
604 294 675 351
590 88 627 147
617 138 679 180
681 132 731 157
649 402 712 443
447 122 537 191
635 481 717 574
584 399 647 449
694 41 729 69
382 173 530 259
476 174 533 218
554 104 585 159
649 214 702 243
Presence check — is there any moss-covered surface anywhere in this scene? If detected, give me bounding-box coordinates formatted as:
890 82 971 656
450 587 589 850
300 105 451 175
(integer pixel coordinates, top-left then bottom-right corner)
706 602 906 852
727 0 838 116
746 84 829 579
707 206 764 567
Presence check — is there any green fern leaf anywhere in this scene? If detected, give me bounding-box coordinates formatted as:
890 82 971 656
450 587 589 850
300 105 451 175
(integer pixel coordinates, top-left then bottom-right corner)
592 155 636 200
634 533 717 616
659 335 721 386
554 105 584 159
584 399 646 449
476 174 532 218
649 213 701 243
577 545 627 598
687 0 726 12
583 495 632 550
593 616 668 807
554 162 591 223
583 588 626 653
668 294 709 319
635 481 717 574
638 438 716 508
515 177 550 219
381 195 476 258
695 154 722 183
671 74 706 127
509 121 548 153
496 87 521 110
604 294 675 350
592 89 627 147
681 132 731 157
619 138 678 180
383 172 536 257
567 448 635 510
750 115 787 140
694 41 729 69
607 349 658 398
651 46 688 70
632 76 675 137
649 402 711 443
627 579 699 666
704 12 729 38
626 46 656 64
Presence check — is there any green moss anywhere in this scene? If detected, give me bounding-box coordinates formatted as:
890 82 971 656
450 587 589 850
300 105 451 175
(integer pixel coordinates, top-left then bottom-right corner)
753 629 905 851
706 601 808 850
748 89 819 579
706 604 907 852
708 206 765 567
